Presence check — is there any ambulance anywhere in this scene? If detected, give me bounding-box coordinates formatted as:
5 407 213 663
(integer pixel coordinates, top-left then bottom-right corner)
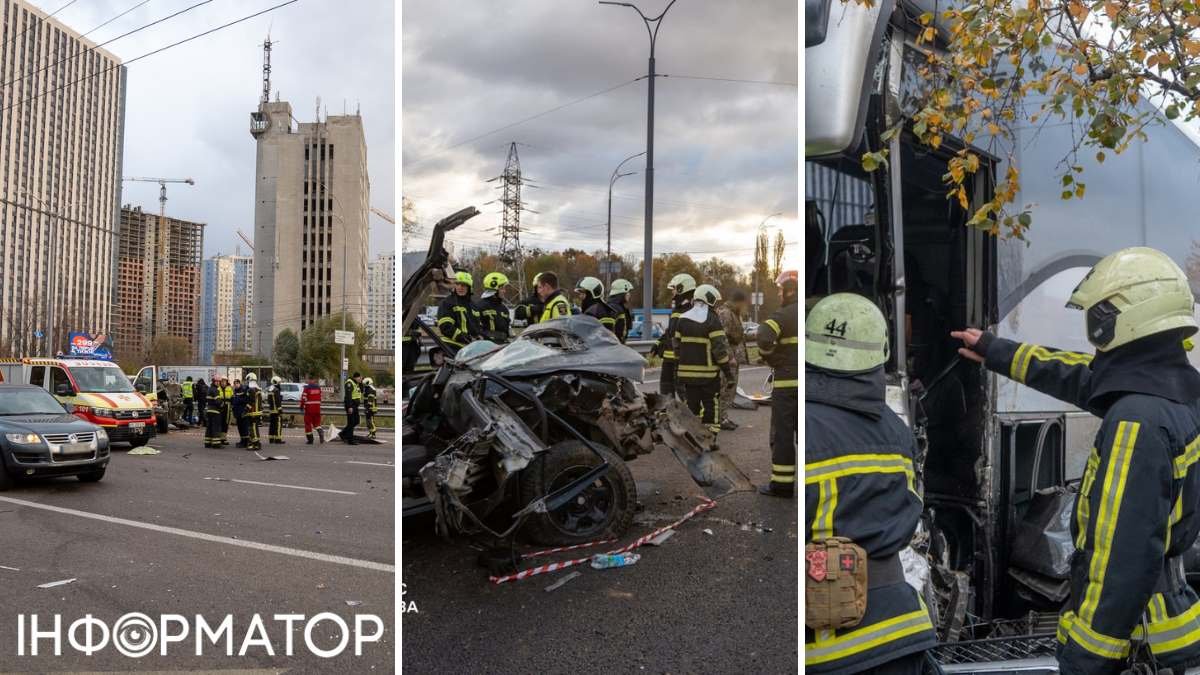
0 358 156 447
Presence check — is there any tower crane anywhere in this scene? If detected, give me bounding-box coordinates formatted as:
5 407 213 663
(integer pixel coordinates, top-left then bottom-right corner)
122 177 195 339
370 206 394 224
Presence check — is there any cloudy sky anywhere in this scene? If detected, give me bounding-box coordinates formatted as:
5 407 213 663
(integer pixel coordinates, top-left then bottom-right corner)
33 0 395 258
401 0 798 273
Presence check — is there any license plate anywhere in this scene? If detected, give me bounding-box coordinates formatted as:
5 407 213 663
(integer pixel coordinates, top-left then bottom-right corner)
129 422 145 433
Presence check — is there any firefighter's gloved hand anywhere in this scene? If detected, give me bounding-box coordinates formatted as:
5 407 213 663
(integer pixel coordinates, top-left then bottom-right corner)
722 364 735 381
950 328 992 363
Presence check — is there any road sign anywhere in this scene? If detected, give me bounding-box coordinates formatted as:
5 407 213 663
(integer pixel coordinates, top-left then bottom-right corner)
598 261 621 277
752 292 764 306
334 330 354 345
342 358 350 371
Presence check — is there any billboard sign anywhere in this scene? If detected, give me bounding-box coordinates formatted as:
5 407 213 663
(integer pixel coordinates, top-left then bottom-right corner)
68 332 113 361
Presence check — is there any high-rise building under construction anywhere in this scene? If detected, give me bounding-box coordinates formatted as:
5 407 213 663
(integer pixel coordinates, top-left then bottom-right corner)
249 43 369 357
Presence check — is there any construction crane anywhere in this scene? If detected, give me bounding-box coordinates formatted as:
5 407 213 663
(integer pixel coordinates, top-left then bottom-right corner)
236 229 254 256
122 177 195 340
370 206 394 224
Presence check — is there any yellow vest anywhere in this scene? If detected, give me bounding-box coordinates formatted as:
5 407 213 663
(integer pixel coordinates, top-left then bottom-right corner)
540 293 570 322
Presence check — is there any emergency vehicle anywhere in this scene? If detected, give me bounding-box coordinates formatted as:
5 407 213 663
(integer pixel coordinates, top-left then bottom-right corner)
0 358 156 447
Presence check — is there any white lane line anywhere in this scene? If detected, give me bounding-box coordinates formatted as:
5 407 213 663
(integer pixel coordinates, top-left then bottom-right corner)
0 495 394 574
344 461 394 467
203 477 357 495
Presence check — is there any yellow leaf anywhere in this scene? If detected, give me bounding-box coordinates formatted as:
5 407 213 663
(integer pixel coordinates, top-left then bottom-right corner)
1104 1 1120 20
1075 184 1086 199
988 122 1001 135
1068 1 1089 22
1185 40 1200 57
1074 63 1088 76
949 161 965 183
930 134 943 149
922 26 936 43
957 186 969 210
1187 15 1200 28
966 153 980 172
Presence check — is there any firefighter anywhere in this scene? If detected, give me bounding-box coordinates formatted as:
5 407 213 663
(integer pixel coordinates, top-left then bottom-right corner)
301 375 323 444
952 247 1200 675
245 373 262 451
267 376 285 444
608 278 635 343
219 377 233 445
194 378 208 426
203 380 223 448
363 376 378 439
536 272 571 321
759 271 799 497
716 289 748 430
340 372 363 444
401 325 422 374
181 376 195 425
673 284 733 436
477 272 513 343
804 292 937 674
654 273 696 399
436 271 481 355
514 272 545 327
575 276 619 335
231 380 249 448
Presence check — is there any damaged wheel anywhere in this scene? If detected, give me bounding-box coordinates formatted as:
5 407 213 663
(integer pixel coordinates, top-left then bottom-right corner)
520 440 636 546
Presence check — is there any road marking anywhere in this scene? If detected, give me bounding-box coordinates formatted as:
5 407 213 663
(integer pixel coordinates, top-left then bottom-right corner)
345 460 394 467
0 496 394 574
203 477 357 495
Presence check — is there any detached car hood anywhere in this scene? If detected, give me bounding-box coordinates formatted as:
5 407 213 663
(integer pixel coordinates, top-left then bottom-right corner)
471 316 647 382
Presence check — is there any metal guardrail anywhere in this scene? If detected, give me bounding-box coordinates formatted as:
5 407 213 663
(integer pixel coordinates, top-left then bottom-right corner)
278 404 396 418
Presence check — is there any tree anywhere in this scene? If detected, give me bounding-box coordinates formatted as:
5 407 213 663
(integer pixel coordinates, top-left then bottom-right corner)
698 258 749 297
297 313 371 382
772 231 787 281
402 196 422 240
272 329 300 381
854 0 1200 237
147 336 191 364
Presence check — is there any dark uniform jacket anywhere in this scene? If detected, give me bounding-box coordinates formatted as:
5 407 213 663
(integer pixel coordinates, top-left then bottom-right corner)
364 383 378 411
344 379 361 409
539 289 571 322
267 385 283 411
609 294 633 343
804 368 937 674
436 293 481 348
514 292 544 326
759 300 799 389
671 304 731 382
976 330 1200 675
654 295 692 360
231 387 248 418
582 296 619 336
475 294 511 343
206 386 223 412
195 381 208 405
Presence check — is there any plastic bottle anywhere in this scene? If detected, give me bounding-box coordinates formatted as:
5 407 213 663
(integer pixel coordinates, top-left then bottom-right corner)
590 552 641 569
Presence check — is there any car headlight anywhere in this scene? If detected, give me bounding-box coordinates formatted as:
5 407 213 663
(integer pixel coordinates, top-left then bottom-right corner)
5 433 42 445
94 428 108 442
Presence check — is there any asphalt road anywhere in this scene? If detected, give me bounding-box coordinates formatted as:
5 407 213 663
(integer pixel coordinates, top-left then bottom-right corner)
0 421 396 672
400 366 798 674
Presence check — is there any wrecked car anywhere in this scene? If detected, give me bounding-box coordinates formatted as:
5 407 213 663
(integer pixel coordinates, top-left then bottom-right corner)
401 207 750 546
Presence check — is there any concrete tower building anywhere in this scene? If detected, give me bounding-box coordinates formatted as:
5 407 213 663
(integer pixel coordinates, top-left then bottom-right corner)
248 43 369 357
367 252 395 351
0 0 126 356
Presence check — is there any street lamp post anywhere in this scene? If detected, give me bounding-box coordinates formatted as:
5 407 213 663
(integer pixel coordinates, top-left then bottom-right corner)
606 151 645 290
754 212 783 323
600 0 677 337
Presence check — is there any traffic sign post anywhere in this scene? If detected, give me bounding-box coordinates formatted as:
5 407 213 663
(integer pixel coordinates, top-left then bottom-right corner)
334 330 355 345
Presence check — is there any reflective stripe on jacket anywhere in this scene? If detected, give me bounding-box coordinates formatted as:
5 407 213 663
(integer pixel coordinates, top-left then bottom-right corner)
672 305 730 381
759 301 798 388
539 291 570 322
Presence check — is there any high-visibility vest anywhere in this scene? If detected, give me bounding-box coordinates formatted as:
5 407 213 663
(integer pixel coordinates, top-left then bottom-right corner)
540 293 570 322
181 382 193 398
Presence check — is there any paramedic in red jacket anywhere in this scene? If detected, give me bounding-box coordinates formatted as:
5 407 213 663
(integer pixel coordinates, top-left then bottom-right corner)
301 375 323 444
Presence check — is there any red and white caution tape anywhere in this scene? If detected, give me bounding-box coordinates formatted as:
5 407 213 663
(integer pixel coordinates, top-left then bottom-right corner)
489 496 717 585
520 538 618 558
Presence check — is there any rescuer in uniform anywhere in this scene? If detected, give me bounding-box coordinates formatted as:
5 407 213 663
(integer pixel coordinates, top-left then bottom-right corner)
301 375 323 444
181 376 195 425
231 379 249 448
716 289 748 430
514 272 545 328
267 376 285 444
245 373 263 451
203 380 223 448
477 272 513 343
654 273 696 400
673 284 733 436
340 372 363 444
804 292 936 674
536 272 571 322
193 378 208 427
575 276 620 336
219 377 233 445
436 271 481 355
363 376 378 439
952 247 1200 675
760 271 799 497
608 278 635 343
402 325 422 374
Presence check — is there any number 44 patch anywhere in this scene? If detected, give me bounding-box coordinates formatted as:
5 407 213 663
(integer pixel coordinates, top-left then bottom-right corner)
824 319 847 338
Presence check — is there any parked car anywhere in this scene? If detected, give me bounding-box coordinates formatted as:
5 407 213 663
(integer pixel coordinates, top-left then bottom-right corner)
0 384 110 489
742 321 759 340
280 382 303 403
627 319 664 340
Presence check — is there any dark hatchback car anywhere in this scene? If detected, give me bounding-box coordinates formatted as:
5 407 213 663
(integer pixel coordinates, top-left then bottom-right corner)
0 384 110 489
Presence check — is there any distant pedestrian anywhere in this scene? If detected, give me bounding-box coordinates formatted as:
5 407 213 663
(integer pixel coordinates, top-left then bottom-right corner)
181 376 195 425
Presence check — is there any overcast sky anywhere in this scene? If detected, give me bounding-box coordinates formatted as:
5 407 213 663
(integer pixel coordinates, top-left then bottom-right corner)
401 0 798 273
34 0 395 259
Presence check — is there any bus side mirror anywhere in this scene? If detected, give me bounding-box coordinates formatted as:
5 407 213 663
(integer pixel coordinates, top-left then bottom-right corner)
55 383 74 397
135 384 147 394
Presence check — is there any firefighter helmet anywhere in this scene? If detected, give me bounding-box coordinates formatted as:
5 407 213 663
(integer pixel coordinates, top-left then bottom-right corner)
668 273 696 297
694 284 721 306
805 293 890 373
1066 246 1198 351
271 376 281 384
483 272 509 290
532 272 544 288
363 377 373 386
609 278 634 297
776 269 799 289
575 276 604 300
454 271 474 287
245 372 258 382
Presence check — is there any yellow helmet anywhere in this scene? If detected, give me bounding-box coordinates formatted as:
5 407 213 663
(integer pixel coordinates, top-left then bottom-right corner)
483 272 509 290
454 271 474 287
694 284 721 306
609 279 634 297
575 276 604 300
805 293 890 373
1066 247 1197 351
668 273 696 297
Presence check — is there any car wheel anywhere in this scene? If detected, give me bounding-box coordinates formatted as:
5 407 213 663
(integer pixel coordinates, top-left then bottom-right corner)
519 440 637 546
77 467 106 483
127 437 149 449
157 416 169 434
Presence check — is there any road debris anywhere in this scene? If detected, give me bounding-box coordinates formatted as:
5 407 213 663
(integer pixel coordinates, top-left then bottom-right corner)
253 451 290 461
543 571 581 592
37 578 76 589
345 600 363 607
128 446 160 455
646 530 676 547
702 528 714 536
0 565 20 571
590 552 640 569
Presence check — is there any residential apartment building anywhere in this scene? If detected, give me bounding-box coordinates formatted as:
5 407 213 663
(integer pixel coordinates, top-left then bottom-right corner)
367 251 394 351
0 0 126 356
198 254 253 364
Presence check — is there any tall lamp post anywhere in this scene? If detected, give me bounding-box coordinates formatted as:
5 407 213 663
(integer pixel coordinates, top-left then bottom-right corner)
606 151 645 290
600 0 677 336
754 212 782 323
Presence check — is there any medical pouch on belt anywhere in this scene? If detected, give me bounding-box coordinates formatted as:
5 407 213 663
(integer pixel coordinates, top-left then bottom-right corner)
806 537 868 630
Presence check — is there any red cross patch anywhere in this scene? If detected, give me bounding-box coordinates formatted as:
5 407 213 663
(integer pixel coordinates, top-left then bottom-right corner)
840 553 856 573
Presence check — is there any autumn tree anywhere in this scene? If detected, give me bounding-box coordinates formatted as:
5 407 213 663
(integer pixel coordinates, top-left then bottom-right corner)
147 336 192 364
401 196 422 239
856 0 1200 236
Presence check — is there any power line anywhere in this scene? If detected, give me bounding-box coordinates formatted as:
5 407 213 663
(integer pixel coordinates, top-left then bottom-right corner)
4 0 300 113
80 0 152 40
3 0 209 91
659 74 798 87
405 76 645 167
0 0 80 52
